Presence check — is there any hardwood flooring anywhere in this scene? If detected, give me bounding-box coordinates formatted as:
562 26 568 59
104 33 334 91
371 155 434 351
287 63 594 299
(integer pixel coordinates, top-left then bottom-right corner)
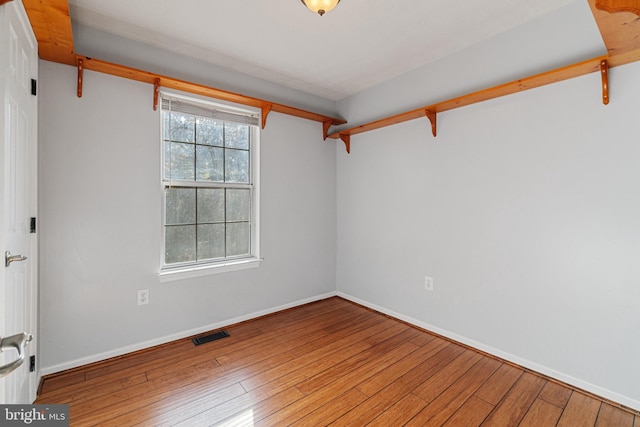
36 297 638 426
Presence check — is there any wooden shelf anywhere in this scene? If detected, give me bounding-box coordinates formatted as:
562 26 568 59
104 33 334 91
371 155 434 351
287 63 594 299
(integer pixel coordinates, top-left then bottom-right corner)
328 55 608 141
75 56 346 129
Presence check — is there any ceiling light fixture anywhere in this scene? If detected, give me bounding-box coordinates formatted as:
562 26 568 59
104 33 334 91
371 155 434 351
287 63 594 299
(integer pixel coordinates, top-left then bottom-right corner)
300 0 340 16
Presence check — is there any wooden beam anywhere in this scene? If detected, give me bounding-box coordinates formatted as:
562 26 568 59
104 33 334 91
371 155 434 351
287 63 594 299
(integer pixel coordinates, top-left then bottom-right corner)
595 0 640 16
22 0 75 65
589 0 640 67
328 56 607 140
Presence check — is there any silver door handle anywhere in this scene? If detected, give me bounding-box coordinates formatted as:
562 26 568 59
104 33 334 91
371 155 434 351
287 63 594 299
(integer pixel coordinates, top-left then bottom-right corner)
5 251 27 267
0 333 32 377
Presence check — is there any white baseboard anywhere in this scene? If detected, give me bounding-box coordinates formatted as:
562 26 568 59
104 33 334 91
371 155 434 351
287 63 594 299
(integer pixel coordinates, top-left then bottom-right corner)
337 291 640 413
41 291 337 376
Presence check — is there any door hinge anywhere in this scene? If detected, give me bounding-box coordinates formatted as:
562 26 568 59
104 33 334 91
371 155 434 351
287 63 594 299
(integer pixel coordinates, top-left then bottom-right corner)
31 79 37 96
29 355 35 372
30 217 36 233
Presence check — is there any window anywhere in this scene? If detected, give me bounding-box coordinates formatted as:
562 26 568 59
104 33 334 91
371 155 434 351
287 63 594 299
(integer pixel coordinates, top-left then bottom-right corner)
160 94 260 277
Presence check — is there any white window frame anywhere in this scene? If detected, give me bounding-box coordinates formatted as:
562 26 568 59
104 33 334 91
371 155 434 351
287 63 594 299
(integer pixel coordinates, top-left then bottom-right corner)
158 91 262 282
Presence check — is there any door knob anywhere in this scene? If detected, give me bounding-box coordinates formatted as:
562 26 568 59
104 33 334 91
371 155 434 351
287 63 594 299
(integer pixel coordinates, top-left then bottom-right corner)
5 251 27 267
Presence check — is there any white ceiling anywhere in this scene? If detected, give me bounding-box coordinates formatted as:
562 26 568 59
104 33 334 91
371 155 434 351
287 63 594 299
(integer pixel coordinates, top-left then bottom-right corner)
68 0 581 101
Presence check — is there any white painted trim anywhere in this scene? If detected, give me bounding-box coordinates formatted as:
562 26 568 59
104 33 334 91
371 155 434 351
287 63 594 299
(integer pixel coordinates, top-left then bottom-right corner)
41 291 337 376
337 291 640 412
159 258 263 282
158 90 262 275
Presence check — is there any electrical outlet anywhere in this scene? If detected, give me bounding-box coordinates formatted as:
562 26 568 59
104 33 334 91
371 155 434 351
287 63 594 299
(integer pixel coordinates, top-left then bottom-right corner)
424 276 434 291
137 289 149 305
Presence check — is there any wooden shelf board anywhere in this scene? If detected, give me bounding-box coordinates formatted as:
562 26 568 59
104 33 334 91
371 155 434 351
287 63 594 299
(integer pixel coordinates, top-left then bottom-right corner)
76 56 346 126
328 55 607 140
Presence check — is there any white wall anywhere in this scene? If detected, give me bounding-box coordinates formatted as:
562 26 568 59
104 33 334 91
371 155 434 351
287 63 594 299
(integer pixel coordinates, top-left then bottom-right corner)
38 60 336 372
337 61 640 410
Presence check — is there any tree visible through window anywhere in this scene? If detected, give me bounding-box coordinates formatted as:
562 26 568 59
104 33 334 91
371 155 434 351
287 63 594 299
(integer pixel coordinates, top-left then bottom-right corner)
161 95 259 269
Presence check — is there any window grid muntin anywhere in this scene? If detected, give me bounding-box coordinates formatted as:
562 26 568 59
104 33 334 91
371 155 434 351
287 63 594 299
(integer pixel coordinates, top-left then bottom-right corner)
163 111 250 184
162 103 254 269
164 186 252 264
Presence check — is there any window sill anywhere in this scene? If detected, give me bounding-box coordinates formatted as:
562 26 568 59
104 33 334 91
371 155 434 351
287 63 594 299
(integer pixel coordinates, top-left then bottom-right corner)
158 258 263 283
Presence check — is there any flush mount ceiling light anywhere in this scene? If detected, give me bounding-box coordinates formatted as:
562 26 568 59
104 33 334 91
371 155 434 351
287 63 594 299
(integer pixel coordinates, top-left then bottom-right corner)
300 0 341 16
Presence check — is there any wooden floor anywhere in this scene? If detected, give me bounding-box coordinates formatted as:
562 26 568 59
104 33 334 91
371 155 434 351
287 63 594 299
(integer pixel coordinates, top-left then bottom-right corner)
36 297 638 426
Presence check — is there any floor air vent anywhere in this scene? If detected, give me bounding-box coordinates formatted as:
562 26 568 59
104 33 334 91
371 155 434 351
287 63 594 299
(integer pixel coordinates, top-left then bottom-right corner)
192 330 230 346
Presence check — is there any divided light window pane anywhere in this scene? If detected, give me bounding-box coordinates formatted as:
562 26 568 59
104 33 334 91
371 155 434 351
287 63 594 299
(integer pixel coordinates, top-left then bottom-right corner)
225 149 249 183
197 188 225 223
165 188 196 225
226 222 250 257
164 113 195 143
165 225 196 264
196 145 224 182
225 122 249 149
164 141 195 181
196 117 223 146
226 189 250 222
197 224 225 260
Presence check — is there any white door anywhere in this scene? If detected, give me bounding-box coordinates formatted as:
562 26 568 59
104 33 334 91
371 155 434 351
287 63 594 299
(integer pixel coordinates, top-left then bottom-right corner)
0 0 38 404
